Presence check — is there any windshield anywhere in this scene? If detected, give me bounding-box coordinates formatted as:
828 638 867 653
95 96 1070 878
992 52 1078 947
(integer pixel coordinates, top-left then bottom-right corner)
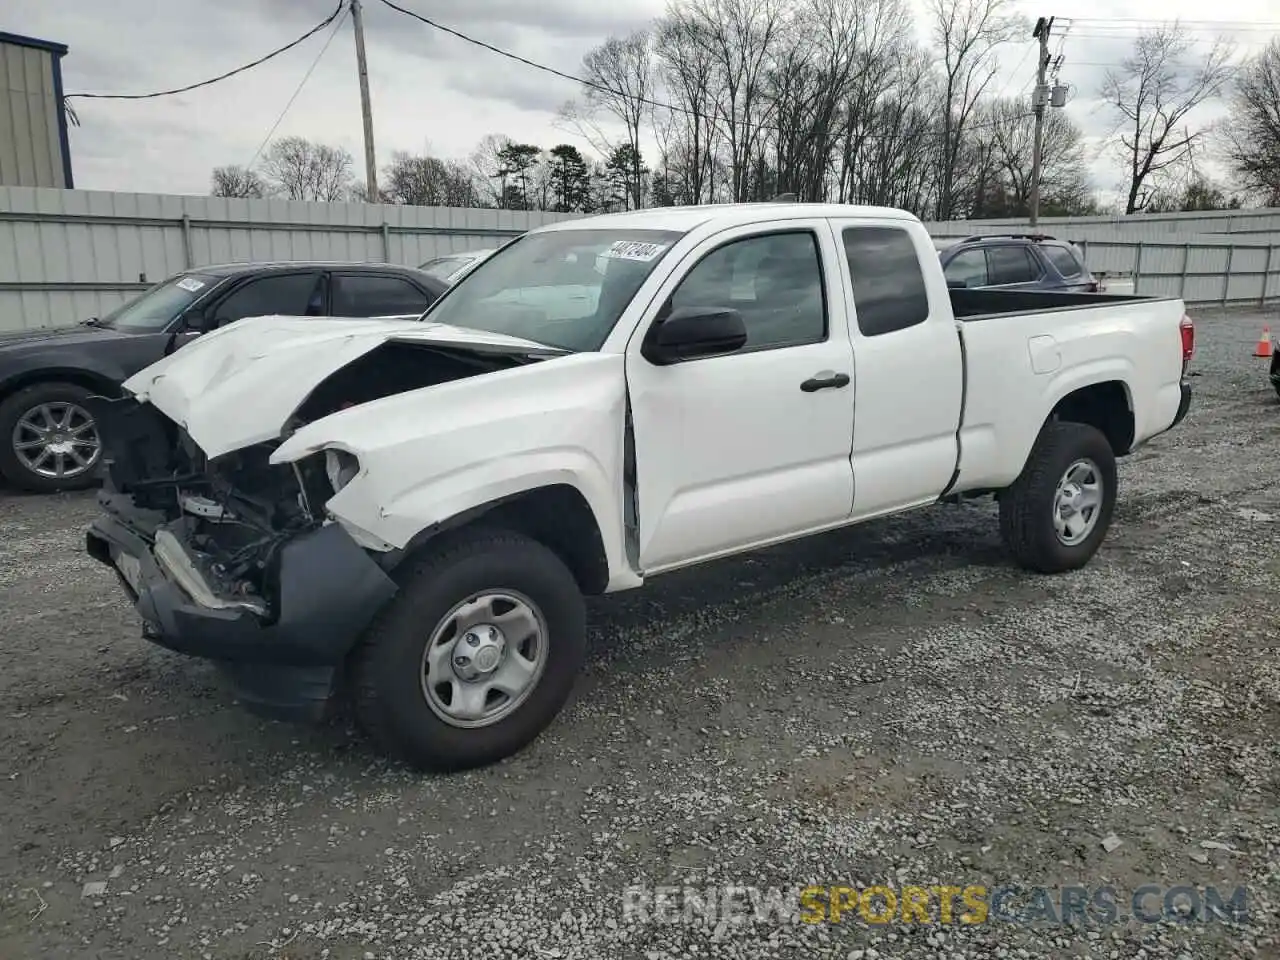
100 273 219 332
422 229 685 351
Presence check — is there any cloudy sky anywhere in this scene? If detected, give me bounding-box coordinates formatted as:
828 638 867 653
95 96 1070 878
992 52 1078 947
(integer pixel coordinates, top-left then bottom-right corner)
12 0 1280 204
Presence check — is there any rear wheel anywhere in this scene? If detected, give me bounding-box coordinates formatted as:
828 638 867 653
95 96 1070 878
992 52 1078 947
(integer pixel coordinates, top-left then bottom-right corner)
0 381 103 493
999 421 1117 574
350 528 586 771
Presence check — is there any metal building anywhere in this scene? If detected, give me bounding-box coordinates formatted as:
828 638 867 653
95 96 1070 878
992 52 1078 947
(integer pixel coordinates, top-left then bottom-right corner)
0 31 73 189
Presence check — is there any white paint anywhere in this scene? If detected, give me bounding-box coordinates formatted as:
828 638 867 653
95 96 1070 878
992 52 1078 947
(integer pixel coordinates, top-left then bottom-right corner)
127 202 1191 593
122 315 566 459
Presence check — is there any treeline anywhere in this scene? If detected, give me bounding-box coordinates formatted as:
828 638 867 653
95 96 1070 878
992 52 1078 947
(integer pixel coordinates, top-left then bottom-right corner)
210 0 1280 216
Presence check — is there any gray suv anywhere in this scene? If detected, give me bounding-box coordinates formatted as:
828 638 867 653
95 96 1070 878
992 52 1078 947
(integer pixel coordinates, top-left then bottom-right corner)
938 233 1099 292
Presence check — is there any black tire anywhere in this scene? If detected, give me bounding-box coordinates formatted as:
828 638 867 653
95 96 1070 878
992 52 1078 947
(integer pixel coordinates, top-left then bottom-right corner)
0 381 103 494
350 528 586 772
998 420 1118 574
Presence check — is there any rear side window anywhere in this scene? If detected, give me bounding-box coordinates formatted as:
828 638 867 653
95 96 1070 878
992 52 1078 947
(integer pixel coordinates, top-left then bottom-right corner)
842 226 929 336
1043 244 1085 278
332 274 434 317
986 246 1040 285
944 248 989 288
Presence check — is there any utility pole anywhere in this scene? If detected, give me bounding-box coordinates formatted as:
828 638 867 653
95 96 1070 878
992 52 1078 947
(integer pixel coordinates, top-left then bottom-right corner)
350 0 379 202
1029 16 1053 228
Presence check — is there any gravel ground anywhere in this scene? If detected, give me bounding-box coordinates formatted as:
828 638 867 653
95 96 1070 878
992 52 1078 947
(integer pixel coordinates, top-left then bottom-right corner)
1 307 1277 960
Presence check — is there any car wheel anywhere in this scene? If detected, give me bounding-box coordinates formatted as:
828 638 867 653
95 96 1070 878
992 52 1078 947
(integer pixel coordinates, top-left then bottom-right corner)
0 381 104 494
350 528 586 772
998 421 1118 574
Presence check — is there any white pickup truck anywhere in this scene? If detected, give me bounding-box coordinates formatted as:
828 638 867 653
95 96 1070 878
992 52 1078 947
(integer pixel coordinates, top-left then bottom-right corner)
85 202 1194 771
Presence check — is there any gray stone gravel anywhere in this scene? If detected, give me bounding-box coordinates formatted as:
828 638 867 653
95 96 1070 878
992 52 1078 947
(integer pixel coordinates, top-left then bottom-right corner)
1 306 1277 960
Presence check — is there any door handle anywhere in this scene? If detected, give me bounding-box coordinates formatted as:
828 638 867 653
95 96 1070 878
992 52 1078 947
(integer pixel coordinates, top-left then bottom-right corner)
800 372 851 393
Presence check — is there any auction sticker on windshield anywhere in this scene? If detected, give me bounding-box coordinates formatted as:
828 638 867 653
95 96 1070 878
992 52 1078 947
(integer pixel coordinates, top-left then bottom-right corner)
176 277 206 293
605 240 668 262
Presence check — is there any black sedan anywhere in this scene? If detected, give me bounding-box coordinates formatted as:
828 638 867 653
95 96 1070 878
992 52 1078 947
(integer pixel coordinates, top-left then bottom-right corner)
0 261 448 493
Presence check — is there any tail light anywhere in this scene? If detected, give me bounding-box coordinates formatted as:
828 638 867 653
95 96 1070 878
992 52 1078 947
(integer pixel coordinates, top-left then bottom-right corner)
1179 314 1195 373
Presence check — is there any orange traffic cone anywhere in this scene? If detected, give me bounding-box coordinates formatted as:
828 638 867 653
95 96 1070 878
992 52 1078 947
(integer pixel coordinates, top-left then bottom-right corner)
1254 327 1273 359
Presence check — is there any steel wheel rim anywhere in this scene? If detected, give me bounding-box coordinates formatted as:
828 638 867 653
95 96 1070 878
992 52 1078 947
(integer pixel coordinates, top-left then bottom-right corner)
11 401 101 480
1053 458 1103 546
420 590 549 729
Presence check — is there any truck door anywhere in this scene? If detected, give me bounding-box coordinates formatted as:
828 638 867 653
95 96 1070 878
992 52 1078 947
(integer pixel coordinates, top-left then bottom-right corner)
830 221 964 518
624 222 856 573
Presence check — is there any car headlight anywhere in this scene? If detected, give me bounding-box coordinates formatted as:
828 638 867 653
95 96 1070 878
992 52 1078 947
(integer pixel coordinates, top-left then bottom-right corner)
324 448 360 493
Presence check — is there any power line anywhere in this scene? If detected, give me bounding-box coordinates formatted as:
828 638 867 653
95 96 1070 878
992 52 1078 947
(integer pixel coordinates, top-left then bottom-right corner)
1068 17 1280 29
998 38 1039 100
64 2 345 101
375 0 1037 140
245 6 350 172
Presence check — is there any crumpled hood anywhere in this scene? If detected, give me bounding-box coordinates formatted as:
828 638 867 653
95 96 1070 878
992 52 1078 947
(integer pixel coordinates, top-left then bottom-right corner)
122 315 564 458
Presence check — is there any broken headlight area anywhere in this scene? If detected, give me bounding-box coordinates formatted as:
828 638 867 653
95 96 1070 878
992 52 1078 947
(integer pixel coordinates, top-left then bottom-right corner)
91 397 356 620
123 444 340 620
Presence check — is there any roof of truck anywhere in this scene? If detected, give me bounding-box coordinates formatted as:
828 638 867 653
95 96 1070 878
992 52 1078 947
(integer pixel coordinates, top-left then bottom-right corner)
533 202 921 235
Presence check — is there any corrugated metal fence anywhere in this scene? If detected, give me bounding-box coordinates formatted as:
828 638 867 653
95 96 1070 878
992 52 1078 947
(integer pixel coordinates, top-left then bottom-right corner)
0 186 577 329
2 185 1278 332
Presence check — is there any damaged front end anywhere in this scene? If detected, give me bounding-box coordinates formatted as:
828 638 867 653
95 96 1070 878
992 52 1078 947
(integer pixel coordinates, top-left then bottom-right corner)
84 395 399 710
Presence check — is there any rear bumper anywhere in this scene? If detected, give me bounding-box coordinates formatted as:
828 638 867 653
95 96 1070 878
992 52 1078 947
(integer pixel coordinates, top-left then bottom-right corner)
86 499 398 716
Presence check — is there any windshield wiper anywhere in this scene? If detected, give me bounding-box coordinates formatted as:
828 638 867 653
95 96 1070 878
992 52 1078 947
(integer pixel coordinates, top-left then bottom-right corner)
81 317 104 328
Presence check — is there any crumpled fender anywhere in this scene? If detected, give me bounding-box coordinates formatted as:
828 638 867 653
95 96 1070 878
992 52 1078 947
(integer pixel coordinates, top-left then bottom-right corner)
269 352 639 590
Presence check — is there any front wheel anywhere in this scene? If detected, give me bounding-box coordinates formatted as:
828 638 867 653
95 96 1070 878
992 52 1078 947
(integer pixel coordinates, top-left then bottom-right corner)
0 381 104 493
350 528 586 772
999 421 1118 574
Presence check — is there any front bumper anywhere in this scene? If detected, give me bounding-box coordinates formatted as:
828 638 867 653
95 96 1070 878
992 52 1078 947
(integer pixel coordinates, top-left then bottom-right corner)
87 497 398 687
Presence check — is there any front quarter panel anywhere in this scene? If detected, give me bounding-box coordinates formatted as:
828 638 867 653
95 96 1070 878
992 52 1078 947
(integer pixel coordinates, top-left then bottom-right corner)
270 353 636 589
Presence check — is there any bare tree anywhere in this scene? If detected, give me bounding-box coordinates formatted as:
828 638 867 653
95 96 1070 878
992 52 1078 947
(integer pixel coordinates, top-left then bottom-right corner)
1100 24 1236 214
969 98 1092 215
383 151 480 207
260 136 357 202
824 0 916 203
928 0 1019 220
468 133 516 207
673 0 788 202
654 11 720 204
836 43 937 211
1221 37 1280 207
564 32 654 209
211 165 267 199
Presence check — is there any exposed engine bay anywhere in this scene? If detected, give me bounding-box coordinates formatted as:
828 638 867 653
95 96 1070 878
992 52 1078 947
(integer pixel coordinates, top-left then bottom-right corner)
91 342 543 620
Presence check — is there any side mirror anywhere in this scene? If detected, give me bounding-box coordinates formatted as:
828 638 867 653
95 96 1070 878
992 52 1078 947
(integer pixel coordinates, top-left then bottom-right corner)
180 309 216 334
642 305 748 365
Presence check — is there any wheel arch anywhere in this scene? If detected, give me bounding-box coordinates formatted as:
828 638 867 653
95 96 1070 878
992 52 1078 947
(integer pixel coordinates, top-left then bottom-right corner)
1047 379 1135 456
0 368 123 406
388 483 614 596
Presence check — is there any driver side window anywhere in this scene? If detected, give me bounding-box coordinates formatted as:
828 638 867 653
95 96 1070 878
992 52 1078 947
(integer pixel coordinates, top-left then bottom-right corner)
667 231 827 351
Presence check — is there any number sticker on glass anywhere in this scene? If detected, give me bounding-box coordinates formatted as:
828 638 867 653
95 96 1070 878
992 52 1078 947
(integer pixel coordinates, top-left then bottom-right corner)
604 241 668 263
176 277 206 293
